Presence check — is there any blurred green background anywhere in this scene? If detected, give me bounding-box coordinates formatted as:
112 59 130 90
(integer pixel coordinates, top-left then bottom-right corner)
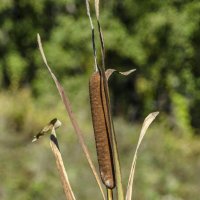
0 0 200 199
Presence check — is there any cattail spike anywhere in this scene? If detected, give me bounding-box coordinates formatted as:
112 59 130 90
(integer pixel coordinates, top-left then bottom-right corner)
89 72 115 189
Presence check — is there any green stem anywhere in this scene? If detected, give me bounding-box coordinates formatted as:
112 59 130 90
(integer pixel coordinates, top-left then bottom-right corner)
107 188 113 200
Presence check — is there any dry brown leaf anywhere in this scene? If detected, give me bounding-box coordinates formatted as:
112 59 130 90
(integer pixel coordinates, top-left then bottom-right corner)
50 128 76 200
105 69 136 80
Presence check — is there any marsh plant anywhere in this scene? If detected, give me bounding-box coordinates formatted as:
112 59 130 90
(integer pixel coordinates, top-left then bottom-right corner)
34 1 159 200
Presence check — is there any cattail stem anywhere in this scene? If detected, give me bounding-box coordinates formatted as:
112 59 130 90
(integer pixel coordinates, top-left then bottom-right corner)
107 188 113 200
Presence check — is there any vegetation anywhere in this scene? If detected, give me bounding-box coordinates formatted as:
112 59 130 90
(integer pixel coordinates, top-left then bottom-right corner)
0 0 200 199
1 0 200 133
0 90 200 200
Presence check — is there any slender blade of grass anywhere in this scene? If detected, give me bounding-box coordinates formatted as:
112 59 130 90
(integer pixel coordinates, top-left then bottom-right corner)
126 112 159 200
85 0 98 72
37 34 106 200
50 128 76 200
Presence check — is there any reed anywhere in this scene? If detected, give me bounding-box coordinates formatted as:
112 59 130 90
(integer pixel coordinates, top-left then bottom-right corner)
36 34 159 200
34 1 159 199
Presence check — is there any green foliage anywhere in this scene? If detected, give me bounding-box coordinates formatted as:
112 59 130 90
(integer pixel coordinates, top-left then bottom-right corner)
0 0 200 132
6 51 27 90
105 1 200 133
1 1 200 199
0 91 200 199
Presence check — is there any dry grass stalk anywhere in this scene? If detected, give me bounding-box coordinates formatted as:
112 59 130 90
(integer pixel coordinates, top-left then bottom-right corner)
89 71 115 189
37 34 106 200
95 0 99 19
50 128 76 200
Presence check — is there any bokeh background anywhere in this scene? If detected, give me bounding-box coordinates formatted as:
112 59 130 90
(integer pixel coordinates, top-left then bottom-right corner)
0 0 200 199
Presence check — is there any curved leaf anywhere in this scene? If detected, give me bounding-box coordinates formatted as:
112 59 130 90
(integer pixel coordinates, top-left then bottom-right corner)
105 69 136 80
126 112 159 200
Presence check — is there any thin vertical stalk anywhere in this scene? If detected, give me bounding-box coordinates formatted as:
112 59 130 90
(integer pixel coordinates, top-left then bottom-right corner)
85 0 98 72
107 188 113 200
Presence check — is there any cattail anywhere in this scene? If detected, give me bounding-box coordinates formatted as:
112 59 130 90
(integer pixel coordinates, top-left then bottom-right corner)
89 71 115 189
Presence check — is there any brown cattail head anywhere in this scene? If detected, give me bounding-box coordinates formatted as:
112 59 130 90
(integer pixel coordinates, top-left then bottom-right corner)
89 72 115 189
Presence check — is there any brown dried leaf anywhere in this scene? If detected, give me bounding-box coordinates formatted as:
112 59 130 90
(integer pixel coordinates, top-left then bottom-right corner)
50 128 76 200
105 69 136 80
